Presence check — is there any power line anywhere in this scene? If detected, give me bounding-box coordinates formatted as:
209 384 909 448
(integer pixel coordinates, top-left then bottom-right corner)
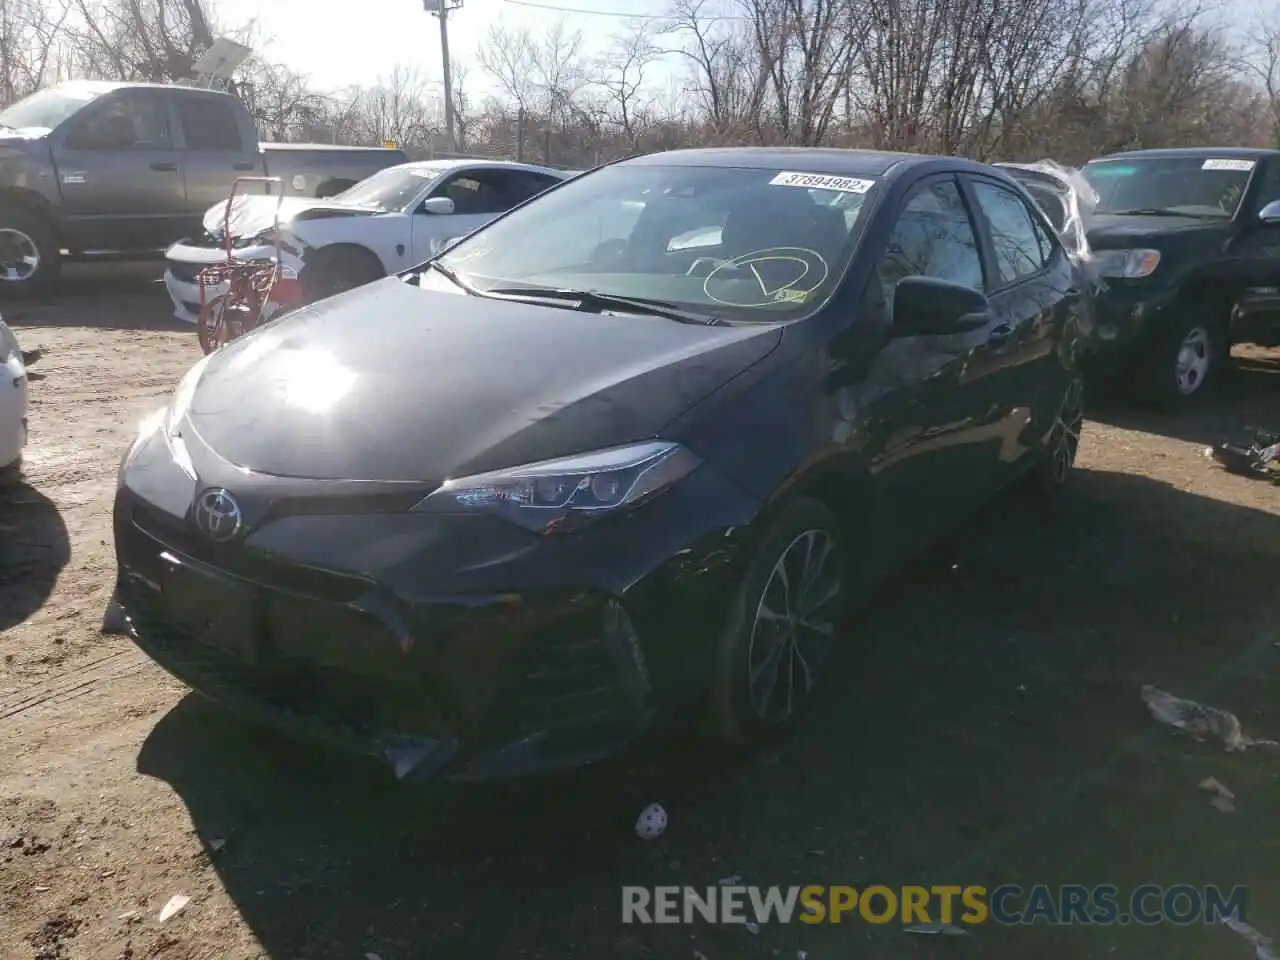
500 0 750 19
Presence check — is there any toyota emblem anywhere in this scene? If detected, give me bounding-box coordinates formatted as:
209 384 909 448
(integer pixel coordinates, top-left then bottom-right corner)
193 488 243 542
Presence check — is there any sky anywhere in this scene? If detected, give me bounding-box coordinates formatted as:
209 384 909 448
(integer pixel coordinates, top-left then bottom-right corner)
212 0 698 100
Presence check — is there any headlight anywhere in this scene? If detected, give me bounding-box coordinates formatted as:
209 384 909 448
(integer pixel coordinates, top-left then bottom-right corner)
413 441 701 534
1094 248 1160 279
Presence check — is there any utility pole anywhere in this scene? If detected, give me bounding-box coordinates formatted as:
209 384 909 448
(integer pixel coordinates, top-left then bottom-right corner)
425 0 463 154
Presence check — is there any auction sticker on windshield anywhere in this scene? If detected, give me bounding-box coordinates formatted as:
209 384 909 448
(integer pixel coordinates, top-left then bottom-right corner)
770 171 875 194
1202 159 1255 172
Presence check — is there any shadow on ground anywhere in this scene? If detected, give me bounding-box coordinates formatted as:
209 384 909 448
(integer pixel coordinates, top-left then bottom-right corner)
136 468 1280 960
1089 349 1280 447
2 262 186 332
0 481 70 633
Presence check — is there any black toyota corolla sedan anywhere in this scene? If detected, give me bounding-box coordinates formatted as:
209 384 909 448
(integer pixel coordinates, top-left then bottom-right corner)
114 148 1092 783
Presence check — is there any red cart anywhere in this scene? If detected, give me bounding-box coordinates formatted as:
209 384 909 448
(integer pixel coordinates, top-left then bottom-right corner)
194 176 302 354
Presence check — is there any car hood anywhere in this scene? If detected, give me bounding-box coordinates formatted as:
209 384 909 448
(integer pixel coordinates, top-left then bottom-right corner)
182 279 783 483
1085 213 1231 249
202 195 380 240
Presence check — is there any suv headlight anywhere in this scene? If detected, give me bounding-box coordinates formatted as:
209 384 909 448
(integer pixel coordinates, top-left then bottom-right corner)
1094 248 1161 279
413 441 700 534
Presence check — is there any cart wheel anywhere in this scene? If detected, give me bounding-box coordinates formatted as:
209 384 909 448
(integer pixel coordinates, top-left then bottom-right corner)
197 297 229 354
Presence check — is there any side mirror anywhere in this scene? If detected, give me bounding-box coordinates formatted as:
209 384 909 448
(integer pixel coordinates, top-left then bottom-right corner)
421 196 455 215
890 276 992 337
1259 200 1280 225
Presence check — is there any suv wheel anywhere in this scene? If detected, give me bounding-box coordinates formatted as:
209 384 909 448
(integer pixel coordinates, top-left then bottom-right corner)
1135 310 1226 410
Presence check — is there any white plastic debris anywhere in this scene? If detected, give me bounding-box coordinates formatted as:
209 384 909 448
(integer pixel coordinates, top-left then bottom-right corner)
1141 685 1279 751
365 953 384 960
1223 916 1279 960
635 802 667 840
158 894 190 922
208 838 226 852
905 923 969 936
745 922 760 935
719 875 742 885
116 910 138 921
1199 776 1236 812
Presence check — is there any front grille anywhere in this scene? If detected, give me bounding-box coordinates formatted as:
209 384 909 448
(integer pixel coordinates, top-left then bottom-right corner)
118 558 458 748
167 259 205 284
130 500 371 603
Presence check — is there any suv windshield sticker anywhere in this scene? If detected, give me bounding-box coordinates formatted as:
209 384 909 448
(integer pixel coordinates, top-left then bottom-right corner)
1202 159 1255 172
703 247 829 307
769 171 875 194
1087 165 1137 177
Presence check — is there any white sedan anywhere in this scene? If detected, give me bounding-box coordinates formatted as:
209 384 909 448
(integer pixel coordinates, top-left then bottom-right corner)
162 159 570 323
0 318 34 479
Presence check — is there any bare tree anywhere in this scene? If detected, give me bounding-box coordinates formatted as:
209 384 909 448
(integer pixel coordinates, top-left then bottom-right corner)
593 20 662 147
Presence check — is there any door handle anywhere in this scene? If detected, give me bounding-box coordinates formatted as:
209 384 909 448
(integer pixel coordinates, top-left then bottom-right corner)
150 161 178 172
232 161 255 170
987 323 1015 352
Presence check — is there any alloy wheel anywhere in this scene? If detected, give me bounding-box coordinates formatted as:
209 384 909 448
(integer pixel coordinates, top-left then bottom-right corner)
0 228 40 283
746 529 842 723
1051 376 1085 483
1174 326 1211 396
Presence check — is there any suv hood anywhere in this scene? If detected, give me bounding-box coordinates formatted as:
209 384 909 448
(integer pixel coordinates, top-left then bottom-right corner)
202 194 380 241
1084 213 1232 250
182 279 782 482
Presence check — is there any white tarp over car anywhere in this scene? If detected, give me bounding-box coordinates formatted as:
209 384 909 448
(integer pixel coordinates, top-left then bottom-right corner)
996 159 1101 280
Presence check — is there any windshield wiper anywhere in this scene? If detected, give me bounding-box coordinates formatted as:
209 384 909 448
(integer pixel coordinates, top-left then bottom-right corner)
482 286 725 325
416 258 479 295
1108 207 1215 218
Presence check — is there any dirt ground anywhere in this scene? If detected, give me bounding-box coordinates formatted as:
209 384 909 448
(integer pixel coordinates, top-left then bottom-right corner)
3 267 1280 960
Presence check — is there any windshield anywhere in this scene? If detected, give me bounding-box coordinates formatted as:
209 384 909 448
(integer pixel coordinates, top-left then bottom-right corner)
435 164 876 322
0 84 104 132
1083 156 1254 218
334 165 445 210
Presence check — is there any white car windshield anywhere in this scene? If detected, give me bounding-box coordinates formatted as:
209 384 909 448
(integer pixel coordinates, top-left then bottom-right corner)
0 84 103 132
436 163 877 323
334 165 446 211
1083 156 1254 218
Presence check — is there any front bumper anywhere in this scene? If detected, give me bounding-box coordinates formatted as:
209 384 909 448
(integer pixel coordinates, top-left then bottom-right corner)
113 429 755 784
164 241 296 325
1081 282 1179 373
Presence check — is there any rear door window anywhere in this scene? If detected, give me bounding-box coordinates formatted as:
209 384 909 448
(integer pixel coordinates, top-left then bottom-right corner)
177 97 243 151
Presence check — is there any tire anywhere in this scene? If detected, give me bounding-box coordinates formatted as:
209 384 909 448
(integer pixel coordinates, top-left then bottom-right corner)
301 247 383 303
708 497 848 747
0 206 61 299
1133 308 1227 410
1031 373 1084 502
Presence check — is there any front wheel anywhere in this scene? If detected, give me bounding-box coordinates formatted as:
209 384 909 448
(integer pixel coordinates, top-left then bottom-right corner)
0 207 61 298
708 497 847 747
1032 374 1085 501
1134 311 1227 410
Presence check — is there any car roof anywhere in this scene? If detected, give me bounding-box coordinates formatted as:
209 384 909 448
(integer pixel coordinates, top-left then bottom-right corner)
619 146 994 179
1091 147 1280 161
396 158 567 177
48 79 224 96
